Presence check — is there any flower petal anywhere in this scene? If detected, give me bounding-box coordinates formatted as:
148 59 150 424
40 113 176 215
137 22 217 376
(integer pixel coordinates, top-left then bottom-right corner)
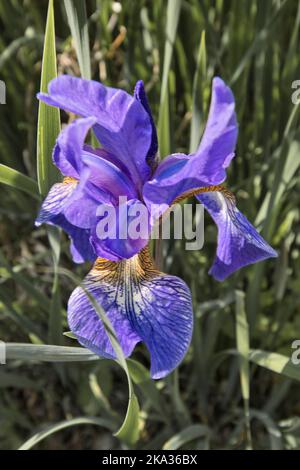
134 80 158 167
80 150 138 200
54 214 96 263
35 181 96 263
62 148 138 230
53 117 97 178
197 191 278 281
143 77 238 215
90 199 150 261
194 76 238 181
38 75 153 188
35 180 77 226
67 249 193 379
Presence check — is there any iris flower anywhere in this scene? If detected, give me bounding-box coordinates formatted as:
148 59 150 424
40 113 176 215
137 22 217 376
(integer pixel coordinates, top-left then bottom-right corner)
36 75 277 379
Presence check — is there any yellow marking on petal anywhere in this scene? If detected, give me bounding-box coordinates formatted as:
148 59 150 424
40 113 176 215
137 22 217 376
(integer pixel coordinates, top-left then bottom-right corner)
63 176 78 185
88 247 159 316
172 184 235 205
92 246 158 284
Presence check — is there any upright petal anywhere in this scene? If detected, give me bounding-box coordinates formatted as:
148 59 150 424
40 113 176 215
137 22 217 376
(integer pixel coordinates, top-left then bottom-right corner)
134 80 158 167
197 191 278 281
53 117 97 178
90 198 150 261
68 248 193 379
62 148 138 230
143 77 238 215
194 76 238 181
38 75 153 188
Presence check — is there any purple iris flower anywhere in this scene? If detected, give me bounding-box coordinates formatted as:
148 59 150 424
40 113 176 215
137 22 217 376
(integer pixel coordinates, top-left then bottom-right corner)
36 75 277 379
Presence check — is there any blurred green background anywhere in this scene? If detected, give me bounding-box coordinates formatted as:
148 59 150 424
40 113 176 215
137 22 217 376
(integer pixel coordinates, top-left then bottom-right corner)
0 0 300 450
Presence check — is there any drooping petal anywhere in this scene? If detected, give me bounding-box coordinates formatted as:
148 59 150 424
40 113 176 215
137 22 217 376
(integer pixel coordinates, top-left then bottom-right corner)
35 179 78 226
67 248 193 379
53 116 97 178
197 191 278 281
134 80 158 167
143 77 238 216
35 181 96 263
54 213 96 263
90 199 150 261
38 75 153 188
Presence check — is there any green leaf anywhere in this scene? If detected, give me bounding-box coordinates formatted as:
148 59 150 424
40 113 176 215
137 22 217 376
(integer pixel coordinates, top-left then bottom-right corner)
127 359 167 419
58 268 140 446
163 424 210 450
64 0 91 79
0 164 40 199
19 417 114 450
63 331 77 339
47 225 63 345
249 349 300 382
37 0 60 196
6 343 98 362
158 0 182 158
235 290 252 449
82 288 140 446
250 410 283 450
189 30 206 153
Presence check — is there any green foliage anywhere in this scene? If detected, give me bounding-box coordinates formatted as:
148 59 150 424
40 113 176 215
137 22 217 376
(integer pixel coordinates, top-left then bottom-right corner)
0 0 299 451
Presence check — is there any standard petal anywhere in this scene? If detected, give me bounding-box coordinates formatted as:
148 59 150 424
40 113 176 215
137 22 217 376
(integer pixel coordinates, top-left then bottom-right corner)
67 249 193 379
143 77 238 215
53 116 97 178
134 80 158 167
194 76 238 180
38 75 153 188
90 199 150 261
62 148 138 230
62 150 140 231
80 150 138 201
197 191 278 281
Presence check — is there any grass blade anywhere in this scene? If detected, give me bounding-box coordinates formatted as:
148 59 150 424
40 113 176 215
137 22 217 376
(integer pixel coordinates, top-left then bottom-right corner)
235 290 252 449
158 0 182 158
6 343 98 362
189 30 206 153
249 350 300 382
0 164 39 199
64 0 91 79
163 424 210 450
60 268 140 446
19 417 114 450
37 0 60 196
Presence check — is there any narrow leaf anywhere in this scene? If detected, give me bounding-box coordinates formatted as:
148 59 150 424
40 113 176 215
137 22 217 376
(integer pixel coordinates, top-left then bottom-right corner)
189 30 206 153
37 0 60 196
158 0 182 158
19 417 114 450
235 290 252 449
64 0 91 79
0 164 39 199
163 424 210 450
